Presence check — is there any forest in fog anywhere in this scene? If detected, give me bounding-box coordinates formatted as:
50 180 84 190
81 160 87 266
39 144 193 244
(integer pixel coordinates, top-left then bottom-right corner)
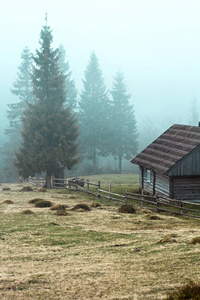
1 1 200 183
0 22 139 182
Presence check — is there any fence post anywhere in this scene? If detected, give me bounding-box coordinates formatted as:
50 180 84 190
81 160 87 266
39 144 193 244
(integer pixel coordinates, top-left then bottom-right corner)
109 182 111 201
141 189 144 208
51 176 54 189
98 181 101 198
125 190 128 203
65 177 68 190
156 196 160 213
87 179 89 194
180 198 183 215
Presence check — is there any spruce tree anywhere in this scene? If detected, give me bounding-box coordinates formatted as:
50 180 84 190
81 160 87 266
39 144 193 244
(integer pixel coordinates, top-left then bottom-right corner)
2 47 33 180
58 44 78 110
15 23 79 186
110 71 138 173
79 52 110 174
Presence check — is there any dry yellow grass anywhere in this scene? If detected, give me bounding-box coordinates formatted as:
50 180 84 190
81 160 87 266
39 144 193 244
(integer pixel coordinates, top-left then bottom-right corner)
0 183 200 299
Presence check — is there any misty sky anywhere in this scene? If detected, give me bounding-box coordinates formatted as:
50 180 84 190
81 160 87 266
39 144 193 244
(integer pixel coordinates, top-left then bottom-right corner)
1 0 200 139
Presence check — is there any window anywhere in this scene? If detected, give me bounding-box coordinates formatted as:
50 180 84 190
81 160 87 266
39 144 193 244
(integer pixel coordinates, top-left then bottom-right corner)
147 170 151 182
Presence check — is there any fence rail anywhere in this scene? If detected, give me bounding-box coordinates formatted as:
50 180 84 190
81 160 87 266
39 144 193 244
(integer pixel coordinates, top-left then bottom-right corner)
28 177 45 187
126 191 200 218
28 176 200 219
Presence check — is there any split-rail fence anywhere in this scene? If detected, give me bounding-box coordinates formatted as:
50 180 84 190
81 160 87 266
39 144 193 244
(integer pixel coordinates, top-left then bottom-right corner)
28 176 200 219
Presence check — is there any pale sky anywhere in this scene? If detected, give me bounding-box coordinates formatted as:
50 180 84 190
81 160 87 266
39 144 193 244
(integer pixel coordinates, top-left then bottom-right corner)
1 0 200 137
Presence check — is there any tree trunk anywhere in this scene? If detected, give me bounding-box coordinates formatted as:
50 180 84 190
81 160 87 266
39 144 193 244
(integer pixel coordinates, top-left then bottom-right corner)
118 154 122 174
45 170 52 189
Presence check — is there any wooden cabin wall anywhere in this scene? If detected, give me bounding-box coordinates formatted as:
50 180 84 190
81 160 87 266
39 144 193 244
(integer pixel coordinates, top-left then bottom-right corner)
155 174 170 197
172 176 200 201
167 146 200 176
139 166 143 189
141 167 170 197
143 168 154 194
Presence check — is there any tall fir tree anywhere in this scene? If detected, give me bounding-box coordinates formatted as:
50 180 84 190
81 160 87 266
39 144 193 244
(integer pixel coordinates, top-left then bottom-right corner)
15 22 79 186
58 44 78 110
2 47 33 180
79 51 111 174
110 71 138 173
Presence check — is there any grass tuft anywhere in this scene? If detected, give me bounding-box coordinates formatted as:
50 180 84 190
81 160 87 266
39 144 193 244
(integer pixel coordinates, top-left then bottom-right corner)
54 209 68 216
35 200 52 208
28 198 44 204
118 204 136 214
68 195 76 199
165 280 200 300
146 214 162 220
2 187 11 191
72 203 90 211
189 237 200 245
20 186 33 192
21 210 34 215
50 204 68 210
2 199 14 204
90 202 101 208
158 237 177 244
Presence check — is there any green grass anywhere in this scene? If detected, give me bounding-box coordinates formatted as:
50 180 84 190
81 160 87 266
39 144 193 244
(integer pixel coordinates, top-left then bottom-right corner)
1 177 200 299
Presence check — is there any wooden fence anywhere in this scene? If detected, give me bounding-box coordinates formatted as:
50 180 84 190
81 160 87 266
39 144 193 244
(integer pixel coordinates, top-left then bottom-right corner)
28 177 200 218
28 177 45 187
126 191 200 219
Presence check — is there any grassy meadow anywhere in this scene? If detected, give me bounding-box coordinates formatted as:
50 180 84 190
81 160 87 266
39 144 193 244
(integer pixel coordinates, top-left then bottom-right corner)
0 174 200 299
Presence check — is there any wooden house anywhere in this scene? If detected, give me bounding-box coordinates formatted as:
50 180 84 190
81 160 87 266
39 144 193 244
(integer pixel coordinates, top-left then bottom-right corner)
131 124 200 201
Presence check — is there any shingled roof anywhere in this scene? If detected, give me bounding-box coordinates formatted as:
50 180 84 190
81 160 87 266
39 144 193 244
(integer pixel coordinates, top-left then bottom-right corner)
131 124 200 175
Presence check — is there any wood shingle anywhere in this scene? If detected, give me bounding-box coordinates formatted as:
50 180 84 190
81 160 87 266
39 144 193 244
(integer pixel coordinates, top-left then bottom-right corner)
131 124 200 175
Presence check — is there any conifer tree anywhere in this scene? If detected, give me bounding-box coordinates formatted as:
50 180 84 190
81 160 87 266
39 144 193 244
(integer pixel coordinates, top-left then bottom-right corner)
58 44 78 110
15 22 79 186
79 52 110 173
2 47 33 180
110 71 138 173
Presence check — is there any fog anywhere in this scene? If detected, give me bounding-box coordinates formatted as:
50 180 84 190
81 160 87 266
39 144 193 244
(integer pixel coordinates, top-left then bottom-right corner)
1 0 200 143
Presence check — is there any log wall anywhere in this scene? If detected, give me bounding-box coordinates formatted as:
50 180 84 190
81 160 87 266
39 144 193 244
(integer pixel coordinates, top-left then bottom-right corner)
155 174 170 197
172 176 200 201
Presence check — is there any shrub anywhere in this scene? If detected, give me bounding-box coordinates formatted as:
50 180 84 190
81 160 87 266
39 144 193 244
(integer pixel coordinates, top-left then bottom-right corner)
118 204 136 214
35 200 52 208
72 204 90 211
165 280 200 300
